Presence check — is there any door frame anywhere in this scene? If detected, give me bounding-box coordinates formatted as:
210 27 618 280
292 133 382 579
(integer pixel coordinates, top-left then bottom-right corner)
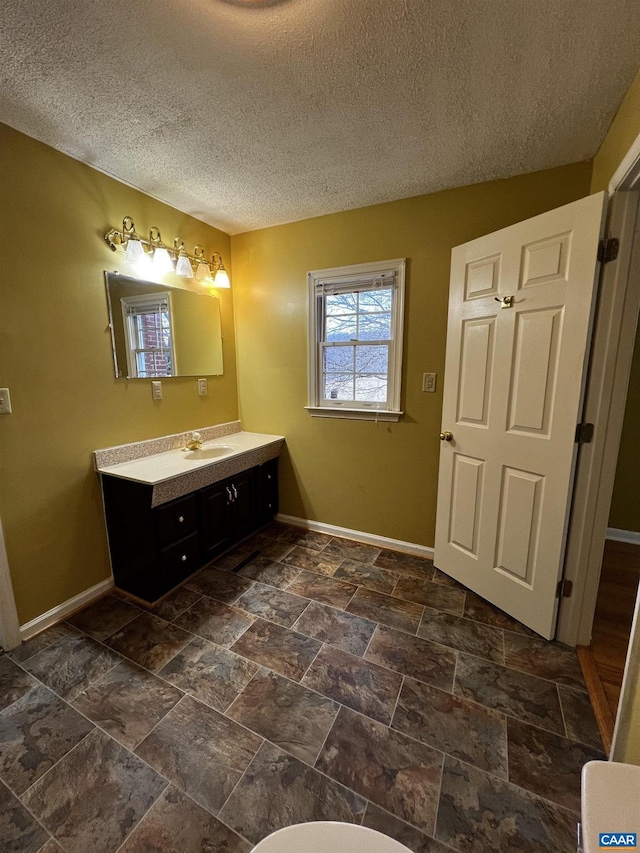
556 133 640 762
557 188 640 646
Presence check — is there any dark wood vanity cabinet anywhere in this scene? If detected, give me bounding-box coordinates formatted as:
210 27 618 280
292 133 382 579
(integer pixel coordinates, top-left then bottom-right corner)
101 459 278 604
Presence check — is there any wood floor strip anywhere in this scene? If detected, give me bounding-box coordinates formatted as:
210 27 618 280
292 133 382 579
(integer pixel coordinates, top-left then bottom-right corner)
576 644 614 756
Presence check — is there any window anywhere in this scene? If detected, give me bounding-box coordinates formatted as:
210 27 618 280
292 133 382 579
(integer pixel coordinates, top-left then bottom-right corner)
121 292 176 378
307 259 405 421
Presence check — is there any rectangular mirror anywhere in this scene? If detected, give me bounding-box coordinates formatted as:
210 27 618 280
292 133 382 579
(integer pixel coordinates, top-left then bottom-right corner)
105 272 223 378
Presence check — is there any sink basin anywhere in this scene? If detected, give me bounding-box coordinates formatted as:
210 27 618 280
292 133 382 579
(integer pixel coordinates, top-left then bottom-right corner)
182 445 237 460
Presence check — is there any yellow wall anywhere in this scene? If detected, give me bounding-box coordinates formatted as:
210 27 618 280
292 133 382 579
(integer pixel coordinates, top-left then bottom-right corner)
591 65 640 193
0 124 237 624
232 162 592 547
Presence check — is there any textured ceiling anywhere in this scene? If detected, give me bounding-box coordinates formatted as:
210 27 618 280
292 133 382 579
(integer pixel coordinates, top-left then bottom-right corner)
1 1 640 234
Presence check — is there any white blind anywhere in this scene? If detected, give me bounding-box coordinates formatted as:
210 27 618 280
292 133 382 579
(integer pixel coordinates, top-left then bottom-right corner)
124 297 169 317
315 271 396 296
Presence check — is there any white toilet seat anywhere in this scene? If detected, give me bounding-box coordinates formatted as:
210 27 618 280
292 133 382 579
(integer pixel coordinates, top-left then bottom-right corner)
251 821 413 852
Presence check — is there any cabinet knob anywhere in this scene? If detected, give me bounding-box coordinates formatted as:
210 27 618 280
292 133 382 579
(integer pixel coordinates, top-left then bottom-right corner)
178 516 185 523
268 503 272 509
181 554 187 562
267 474 272 480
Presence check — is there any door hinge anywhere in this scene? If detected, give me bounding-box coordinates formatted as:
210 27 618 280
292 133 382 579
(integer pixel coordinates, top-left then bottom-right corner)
575 422 594 444
556 579 573 598
598 237 619 264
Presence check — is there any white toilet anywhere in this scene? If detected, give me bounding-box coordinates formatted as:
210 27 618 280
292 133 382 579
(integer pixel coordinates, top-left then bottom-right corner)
252 821 413 852
580 761 640 852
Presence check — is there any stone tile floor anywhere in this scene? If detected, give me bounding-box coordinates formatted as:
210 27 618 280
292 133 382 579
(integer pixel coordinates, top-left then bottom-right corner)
1 522 605 853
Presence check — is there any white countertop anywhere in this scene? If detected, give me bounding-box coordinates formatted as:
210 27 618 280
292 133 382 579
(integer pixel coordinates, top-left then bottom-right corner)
96 431 284 485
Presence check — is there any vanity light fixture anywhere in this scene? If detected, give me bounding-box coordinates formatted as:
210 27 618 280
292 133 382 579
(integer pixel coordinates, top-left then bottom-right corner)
104 217 230 288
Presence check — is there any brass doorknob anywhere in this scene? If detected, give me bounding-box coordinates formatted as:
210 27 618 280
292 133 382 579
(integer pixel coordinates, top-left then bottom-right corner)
439 431 453 441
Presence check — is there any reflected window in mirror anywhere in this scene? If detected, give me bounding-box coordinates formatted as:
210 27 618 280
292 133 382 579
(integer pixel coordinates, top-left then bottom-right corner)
122 292 175 378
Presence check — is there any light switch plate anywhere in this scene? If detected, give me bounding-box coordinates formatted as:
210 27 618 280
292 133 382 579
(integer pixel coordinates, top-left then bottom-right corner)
151 381 162 400
422 373 437 393
198 378 208 396
0 388 12 414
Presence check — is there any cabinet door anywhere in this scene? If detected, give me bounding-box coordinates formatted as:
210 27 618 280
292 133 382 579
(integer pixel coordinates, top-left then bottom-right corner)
229 469 255 539
199 480 233 558
255 459 279 525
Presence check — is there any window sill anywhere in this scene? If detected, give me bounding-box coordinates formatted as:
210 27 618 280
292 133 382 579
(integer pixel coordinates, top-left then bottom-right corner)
305 406 403 422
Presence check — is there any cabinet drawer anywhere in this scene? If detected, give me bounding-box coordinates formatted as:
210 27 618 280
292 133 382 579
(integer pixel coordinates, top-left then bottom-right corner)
154 495 198 547
159 532 200 584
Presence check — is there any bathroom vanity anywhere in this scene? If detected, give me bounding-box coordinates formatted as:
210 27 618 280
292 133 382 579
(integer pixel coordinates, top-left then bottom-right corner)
94 422 284 603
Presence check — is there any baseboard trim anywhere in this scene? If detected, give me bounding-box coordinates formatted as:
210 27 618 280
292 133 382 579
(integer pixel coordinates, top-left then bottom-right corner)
19 578 114 641
606 527 640 545
576 645 614 756
275 513 434 558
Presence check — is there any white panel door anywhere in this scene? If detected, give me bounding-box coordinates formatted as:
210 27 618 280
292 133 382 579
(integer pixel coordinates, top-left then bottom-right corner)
434 192 607 639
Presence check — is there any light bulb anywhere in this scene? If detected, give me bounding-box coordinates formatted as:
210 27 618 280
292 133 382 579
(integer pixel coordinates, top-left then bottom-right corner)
153 246 174 274
134 253 154 274
175 254 194 278
214 267 231 289
124 238 146 264
195 261 212 283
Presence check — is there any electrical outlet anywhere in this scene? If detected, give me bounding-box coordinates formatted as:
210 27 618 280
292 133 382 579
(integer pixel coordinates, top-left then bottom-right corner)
0 388 12 414
198 378 208 396
422 373 437 393
151 381 162 400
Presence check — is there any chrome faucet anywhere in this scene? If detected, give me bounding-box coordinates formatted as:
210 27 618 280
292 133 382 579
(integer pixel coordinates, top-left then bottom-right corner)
185 431 203 451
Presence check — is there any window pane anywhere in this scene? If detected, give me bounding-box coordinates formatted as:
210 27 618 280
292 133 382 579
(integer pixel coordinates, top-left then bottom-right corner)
136 351 172 378
133 312 171 349
355 345 388 374
323 373 354 400
355 375 388 402
323 346 354 372
136 353 148 376
358 313 391 340
326 315 357 342
326 293 357 315
139 326 161 349
359 289 393 313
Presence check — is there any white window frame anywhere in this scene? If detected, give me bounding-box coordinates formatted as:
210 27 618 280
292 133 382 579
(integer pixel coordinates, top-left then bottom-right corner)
306 258 405 421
